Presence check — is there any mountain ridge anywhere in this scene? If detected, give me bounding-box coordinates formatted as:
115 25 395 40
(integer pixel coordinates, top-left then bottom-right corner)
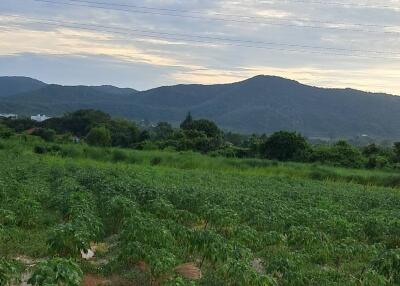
1 75 399 139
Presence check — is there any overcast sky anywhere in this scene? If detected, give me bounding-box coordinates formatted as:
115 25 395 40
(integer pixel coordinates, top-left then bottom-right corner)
0 0 400 93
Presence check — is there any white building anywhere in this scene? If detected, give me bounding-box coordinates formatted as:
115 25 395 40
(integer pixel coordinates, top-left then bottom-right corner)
31 114 51 122
0 113 18 119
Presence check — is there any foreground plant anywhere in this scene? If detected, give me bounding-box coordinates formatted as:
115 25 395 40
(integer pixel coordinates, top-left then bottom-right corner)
0 258 20 286
28 258 83 286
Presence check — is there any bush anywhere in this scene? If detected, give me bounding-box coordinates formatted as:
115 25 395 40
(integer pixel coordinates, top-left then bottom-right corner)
0 209 16 226
312 141 364 168
0 258 20 286
86 126 111 147
210 146 251 158
0 125 13 139
371 249 400 284
150 156 162 166
34 145 47 154
60 146 81 158
49 145 62 154
32 128 56 142
136 140 159 151
28 258 83 286
112 149 127 162
260 131 310 161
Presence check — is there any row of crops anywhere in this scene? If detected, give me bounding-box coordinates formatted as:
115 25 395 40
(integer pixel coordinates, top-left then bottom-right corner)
1 142 400 285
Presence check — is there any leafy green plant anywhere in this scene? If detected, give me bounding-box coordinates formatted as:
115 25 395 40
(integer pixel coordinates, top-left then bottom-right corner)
0 125 13 139
48 223 91 257
0 209 16 226
34 145 48 154
28 258 83 286
371 249 400 283
0 258 20 286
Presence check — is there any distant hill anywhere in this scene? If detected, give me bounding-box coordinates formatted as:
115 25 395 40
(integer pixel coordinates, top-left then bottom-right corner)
1 75 400 139
89 85 138 95
0 76 46 97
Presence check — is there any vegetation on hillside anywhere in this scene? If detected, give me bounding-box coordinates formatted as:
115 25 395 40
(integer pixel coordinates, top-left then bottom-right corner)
2 75 400 138
2 109 400 170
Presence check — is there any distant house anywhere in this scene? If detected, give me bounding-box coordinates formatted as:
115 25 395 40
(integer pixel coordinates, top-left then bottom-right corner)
0 113 18 119
31 114 51 122
72 136 80 143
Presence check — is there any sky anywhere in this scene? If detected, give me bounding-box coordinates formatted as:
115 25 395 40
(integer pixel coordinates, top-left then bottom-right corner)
0 0 400 94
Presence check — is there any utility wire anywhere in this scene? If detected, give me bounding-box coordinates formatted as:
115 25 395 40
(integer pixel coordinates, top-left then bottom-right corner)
273 0 400 10
31 0 400 35
40 0 400 21
2 14 400 59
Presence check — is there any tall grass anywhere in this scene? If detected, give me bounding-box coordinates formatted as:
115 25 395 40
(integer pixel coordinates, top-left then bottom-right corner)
1 136 400 189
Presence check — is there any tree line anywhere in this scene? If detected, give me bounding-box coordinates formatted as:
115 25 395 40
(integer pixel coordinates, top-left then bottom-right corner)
1 109 400 169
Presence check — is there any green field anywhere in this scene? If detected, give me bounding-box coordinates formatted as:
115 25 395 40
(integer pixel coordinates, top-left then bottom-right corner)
1 137 400 285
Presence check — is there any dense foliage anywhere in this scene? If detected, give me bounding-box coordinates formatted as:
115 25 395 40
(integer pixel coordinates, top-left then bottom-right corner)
2 109 400 170
2 75 400 138
28 258 83 286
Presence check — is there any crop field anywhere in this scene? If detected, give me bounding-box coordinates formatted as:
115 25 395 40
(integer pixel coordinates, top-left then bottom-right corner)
1 137 400 285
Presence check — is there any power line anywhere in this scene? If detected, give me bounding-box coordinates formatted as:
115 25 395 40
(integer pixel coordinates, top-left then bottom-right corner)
2 14 400 60
276 0 400 10
41 0 400 16
31 0 400 35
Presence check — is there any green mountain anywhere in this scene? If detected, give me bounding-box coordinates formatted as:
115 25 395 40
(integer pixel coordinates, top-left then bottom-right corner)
1 75 400 139
0 76 46 97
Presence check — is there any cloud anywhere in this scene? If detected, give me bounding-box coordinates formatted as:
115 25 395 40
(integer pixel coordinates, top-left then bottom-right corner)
0 0 399 94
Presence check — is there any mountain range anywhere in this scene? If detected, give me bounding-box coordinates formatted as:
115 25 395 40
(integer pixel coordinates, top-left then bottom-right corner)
1 75 400 139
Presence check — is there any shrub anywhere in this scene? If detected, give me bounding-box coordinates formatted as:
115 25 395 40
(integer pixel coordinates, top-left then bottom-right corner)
60 146 81 158
86 126 111 147
0 209 16 226
136 140 159 151
49 145 62 154
0 125 13 139
312 141 364 168
150 156 162 166
13 197 42 228
371 249 400 283
32 128 56 142
0 258 20 286
28 258 83 286
112 149 127 162
34 145 47 154
260 131 310 161
393 142 400 163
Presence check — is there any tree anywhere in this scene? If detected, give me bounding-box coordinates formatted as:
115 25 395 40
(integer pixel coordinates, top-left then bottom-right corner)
108 119 139 147
154 122 174 140
138 130 151 142
260 131 309 161
0 125 13 139
178 113 224 152
191 119 221 138
362 143 380 157
224 132 247 147
3 118 36 133
312 140 364 168
180 112 193 130
243 134 267 157
61 110 111 137
86 126 111 147
32 128 56 142
393 142 400 163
